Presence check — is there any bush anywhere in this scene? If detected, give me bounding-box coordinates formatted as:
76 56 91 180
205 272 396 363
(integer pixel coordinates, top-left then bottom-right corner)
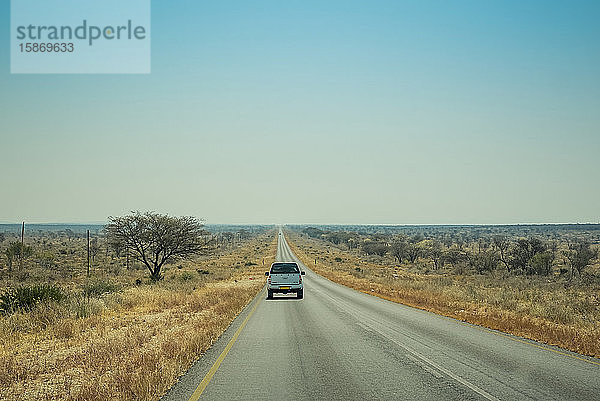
82 280 118 298
362 242 389 257
72 296 104 318
530 252 554 276
107 263 122 276
468 250 499 274
180 272 195 281
4 241 33 270
37 251 56 269
0 284 65 314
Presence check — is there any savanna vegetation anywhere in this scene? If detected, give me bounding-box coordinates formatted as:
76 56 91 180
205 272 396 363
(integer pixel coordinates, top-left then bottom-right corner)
286 225 600 357
0 216 274 401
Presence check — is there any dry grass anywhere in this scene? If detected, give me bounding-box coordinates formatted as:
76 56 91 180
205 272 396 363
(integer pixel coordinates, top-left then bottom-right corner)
285 231 600 358
0 233 276 401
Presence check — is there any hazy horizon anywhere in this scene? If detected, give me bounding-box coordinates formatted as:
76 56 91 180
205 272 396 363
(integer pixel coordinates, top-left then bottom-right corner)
1 220 599 226
1 1 599 224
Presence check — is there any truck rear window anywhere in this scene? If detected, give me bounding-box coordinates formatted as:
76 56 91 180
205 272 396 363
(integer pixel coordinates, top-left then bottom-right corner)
271 263 299 274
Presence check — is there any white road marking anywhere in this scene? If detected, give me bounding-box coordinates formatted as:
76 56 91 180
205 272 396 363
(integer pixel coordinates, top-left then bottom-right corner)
312 278 502 401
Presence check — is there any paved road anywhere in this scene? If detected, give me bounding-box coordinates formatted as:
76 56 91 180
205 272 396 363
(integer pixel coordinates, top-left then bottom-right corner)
163 231 600 400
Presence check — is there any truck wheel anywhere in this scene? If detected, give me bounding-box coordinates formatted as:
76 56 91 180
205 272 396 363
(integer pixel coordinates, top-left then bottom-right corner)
297 289 303 299
267 290 273 299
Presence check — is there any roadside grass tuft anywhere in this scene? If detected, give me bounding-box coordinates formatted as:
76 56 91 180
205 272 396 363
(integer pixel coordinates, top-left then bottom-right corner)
0 284 65 315
180 272 195 282
82 279 119 298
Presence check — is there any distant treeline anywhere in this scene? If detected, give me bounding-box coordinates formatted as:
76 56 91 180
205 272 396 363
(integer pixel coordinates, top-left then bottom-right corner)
291 224 600 237
0 223 274 236
295 225 599 278
0 224 104 235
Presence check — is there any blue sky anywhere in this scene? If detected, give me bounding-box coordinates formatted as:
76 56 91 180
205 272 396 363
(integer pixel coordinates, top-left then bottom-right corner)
1 0 599 224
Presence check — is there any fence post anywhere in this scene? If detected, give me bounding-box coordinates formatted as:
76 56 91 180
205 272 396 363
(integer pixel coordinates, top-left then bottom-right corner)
87 230 90 277
20 221 25 269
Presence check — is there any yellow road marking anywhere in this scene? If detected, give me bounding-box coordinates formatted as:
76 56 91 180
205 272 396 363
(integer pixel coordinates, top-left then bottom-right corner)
187 290 263 401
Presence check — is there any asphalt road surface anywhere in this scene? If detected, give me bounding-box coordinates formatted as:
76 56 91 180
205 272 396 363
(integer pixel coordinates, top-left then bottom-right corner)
163 231 600 401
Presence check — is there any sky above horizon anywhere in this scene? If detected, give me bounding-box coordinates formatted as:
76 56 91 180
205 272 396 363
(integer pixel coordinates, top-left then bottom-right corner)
1 1 599 225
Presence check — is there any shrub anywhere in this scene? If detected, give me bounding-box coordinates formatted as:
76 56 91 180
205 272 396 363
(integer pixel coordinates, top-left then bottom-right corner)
72 296 104 318
362 241 389 257
467 250 499 274
180 272 195 281
0 284 65 314
37 251 56 269
4 241 33 270
530 252 554 276
565 241 597 276
107 263 122 276
82 280 118 298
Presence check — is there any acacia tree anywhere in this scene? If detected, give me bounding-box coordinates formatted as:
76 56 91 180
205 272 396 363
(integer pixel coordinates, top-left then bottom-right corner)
406 243 421 263
426 240 444 269
362 241 389 257
390 238 408 264
106 211 213 281
467 249 499 274
443 247 465 267
508 237 546 274
492 235 510 272
564 240 597 278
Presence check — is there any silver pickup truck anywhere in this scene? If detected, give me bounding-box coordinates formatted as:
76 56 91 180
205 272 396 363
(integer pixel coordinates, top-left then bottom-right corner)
265 262 305 299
